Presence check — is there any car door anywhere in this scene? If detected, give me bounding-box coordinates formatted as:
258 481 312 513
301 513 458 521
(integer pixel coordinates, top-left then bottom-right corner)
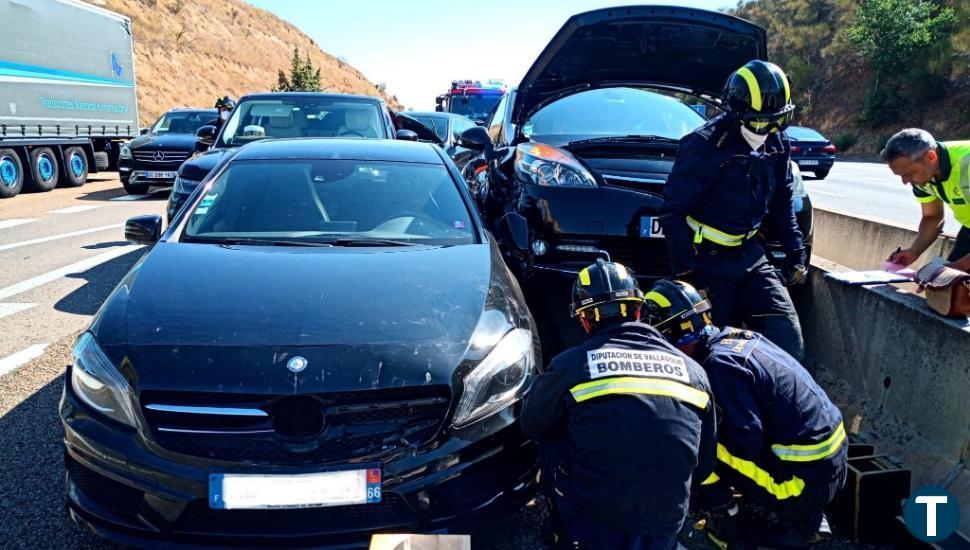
482 92 516 223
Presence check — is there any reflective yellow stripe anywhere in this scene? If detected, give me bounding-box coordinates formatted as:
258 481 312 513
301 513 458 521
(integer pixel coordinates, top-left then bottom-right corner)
781 72 791 103
570 376 710 410
716 443 805 500
771 422 846 462
644 291 671 308
615 264 629 280
686 216 758 247
578 268 591 286
737 67 762 112
701 472 720 485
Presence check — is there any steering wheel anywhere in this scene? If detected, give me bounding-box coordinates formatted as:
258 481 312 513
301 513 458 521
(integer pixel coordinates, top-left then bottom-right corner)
339 130 366 138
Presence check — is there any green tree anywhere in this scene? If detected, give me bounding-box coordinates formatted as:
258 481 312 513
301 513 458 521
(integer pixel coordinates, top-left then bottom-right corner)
273 47 322 92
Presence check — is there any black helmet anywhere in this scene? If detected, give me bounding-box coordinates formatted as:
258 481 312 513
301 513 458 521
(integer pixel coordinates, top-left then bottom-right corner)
643 280 714 346
723 60 794 135
214 96 235 110
571 258 644 323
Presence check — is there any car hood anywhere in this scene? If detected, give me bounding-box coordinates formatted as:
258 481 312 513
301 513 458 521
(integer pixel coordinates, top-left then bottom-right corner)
177 147 237 182
128 133 199 151
99 242 495 393
513 6 766 124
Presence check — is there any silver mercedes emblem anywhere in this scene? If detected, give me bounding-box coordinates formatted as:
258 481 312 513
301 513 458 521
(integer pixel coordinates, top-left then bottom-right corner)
153 151 165 161
286 356 308 373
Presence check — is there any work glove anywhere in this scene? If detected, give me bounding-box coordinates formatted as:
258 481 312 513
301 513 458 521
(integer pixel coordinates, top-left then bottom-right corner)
781 248 808 286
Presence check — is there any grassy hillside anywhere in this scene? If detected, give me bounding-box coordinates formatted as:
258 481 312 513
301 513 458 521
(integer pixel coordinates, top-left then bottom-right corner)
84 0 401 125
732 0 969 156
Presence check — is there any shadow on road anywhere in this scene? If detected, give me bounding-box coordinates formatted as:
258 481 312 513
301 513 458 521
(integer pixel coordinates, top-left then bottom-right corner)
55 249 145 316
83 241 130 251
77 187 170 203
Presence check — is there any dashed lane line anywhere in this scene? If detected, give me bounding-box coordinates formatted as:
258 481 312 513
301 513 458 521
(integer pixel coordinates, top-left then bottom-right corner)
0 223 123 252
0 343 50 378
110 194 150 201
48 205 101 214
0 244 141 301
0 302 38 320
0 218 37 230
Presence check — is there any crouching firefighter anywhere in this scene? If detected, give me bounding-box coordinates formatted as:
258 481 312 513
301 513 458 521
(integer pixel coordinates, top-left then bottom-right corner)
520 259 717 550
659 60 806 360
644 280 847 548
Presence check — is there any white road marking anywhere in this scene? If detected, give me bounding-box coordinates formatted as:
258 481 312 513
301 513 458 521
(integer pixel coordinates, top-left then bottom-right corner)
49 205 101 214
0 302 37 320
0 223 123 252
0 219 37 230
0 245 141 301
810 190 845 198
0 343 50 378
110 194 149 201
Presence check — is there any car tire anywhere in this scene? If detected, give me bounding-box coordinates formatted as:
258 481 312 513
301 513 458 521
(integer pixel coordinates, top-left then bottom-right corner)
814 169 829 179
0 148 24 199
123 178 149 195
62 147 88 187
27 147 59 192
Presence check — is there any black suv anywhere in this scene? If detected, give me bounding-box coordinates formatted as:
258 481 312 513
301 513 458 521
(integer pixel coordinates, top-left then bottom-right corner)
460 7 814 352
119 108 217 194
167 93 438 221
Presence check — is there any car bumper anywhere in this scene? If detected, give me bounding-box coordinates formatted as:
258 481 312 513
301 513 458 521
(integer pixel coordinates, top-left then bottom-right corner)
794 156 835 172
61 383 538 547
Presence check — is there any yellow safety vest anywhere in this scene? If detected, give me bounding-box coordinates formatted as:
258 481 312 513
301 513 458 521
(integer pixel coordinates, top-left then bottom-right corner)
912 141 970 229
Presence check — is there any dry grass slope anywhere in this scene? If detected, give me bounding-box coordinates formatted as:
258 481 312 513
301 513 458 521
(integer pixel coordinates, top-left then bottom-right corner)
84 0 401 125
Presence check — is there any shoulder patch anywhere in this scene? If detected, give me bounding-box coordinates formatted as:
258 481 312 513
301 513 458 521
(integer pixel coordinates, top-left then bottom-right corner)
585 348 690 384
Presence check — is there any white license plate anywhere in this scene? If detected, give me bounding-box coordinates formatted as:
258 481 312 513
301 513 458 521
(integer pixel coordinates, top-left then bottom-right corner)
640 215 665 239
209 468 381 509
146 171 176 179
799 160 819 166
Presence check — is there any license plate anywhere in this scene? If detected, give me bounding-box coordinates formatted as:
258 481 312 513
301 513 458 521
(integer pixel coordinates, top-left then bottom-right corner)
209 468 381 509
799 160 819 166
146 171 176 179
640 215 665 239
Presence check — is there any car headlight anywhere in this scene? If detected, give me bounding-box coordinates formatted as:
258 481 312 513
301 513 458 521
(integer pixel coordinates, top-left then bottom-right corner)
173 175 201 194
70 332 137 427
452 328 535 427
119 144 132 160
790 161 807 212
515 143 597 188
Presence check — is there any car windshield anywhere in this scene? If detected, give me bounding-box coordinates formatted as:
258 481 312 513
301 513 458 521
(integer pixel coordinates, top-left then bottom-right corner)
218 99 384 147
786 126 826 141
151 111 215 134
523 87 706 141
449 93 503 122
184 159 476 246
412 115 449 142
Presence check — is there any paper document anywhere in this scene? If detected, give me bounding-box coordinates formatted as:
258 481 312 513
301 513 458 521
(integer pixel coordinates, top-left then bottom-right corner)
824 270 914 285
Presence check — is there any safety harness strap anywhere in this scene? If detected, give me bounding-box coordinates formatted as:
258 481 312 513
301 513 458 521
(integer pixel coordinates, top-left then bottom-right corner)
686 216 759 247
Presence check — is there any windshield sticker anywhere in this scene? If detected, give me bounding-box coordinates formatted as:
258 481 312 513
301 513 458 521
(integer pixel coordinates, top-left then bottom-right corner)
586 348 690 383
453 220 466 230
194 193 218 215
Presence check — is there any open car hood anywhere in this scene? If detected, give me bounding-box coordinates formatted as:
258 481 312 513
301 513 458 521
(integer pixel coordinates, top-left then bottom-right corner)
513 6 767 124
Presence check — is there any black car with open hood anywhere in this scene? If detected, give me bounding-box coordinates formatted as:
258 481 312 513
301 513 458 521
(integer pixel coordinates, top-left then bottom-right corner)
460 6 812 355
63 138 539 547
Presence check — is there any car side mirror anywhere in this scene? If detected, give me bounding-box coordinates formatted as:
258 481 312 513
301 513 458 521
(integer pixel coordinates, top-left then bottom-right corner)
196 125 217 147
139 127 150 135
458 126 493 158
396 129 419 141
125 214 162 245
498 212 529 253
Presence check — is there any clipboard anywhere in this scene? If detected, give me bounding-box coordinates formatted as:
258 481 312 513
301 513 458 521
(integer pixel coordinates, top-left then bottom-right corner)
823 270 914 285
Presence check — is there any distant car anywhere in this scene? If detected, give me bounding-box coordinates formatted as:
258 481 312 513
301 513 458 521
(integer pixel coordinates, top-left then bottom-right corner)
407 112 481 171
119 108 217 194
64 138 540 547
787 125 836 179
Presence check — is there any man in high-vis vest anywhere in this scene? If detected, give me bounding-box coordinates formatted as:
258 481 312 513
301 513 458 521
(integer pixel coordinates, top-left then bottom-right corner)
660 60 806 362
883 128 970 271
521 259 716 550
644 280 846 548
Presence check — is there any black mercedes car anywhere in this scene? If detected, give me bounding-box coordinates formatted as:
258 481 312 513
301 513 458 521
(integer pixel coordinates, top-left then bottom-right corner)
119 108 217 194
62 138 539 546
458 6 813 352
407 112 481 172
167 93 439 221
787 125 836 179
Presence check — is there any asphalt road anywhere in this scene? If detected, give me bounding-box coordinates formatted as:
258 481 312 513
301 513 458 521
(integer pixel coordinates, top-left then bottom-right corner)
804 160 961 234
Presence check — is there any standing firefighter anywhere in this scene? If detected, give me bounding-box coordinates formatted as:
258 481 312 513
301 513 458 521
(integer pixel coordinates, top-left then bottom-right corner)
644 280 846 548
521 259 717 549
659 60 806 360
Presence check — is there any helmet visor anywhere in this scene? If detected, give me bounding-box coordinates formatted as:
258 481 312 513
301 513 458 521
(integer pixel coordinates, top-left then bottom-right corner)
741 105 795 135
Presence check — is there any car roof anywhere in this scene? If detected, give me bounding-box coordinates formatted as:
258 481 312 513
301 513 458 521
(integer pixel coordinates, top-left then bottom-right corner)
231 138 445 164
238 92 384 104
168 107 217 113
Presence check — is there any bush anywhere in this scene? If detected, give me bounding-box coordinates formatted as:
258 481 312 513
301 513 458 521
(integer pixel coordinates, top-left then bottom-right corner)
833 132 857 152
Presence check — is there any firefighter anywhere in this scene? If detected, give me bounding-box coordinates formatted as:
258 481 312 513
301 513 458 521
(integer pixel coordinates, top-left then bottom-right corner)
659 60 806 361
521 259 717 549
644 279 847 548
209 96 235 133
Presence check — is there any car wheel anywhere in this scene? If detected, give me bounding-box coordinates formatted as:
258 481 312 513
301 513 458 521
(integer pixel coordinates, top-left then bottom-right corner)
27 147 59 192
62 147 88 187
0 148 24 199
123 178 150 195
814 169 829 179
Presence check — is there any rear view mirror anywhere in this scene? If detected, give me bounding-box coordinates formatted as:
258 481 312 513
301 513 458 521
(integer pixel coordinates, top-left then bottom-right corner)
139 127 150 135
458 126 492 158
396 129 418 141
125 215 162 245
196 125 217 147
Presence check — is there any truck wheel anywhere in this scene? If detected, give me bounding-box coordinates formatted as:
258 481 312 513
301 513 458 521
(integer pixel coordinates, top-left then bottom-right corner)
122 178 149 195
63 147 88 187
27 147 59 192
0 149 24 199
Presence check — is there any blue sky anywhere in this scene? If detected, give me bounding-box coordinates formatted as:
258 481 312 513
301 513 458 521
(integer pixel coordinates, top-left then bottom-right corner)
244 0 732 110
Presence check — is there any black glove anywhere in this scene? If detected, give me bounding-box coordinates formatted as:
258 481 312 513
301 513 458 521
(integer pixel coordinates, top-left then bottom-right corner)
781 248 808 286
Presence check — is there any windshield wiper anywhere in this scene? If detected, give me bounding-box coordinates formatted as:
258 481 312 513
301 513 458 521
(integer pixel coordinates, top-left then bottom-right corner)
186 236 334 247
566 135 680 148
327 238 417 247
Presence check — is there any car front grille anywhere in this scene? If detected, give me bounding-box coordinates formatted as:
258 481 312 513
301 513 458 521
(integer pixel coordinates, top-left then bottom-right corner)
600 174 666 196
132 150 191 169
550 237 671 279
141 386 452 464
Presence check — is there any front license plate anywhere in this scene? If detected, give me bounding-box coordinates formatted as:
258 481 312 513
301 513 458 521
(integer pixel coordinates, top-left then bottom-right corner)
146 171 176 179
640 215 665 239
209 468 381 509
799 160 819 166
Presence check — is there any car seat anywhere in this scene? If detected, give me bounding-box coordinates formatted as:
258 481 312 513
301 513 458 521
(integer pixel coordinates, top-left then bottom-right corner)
337 109 378 138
